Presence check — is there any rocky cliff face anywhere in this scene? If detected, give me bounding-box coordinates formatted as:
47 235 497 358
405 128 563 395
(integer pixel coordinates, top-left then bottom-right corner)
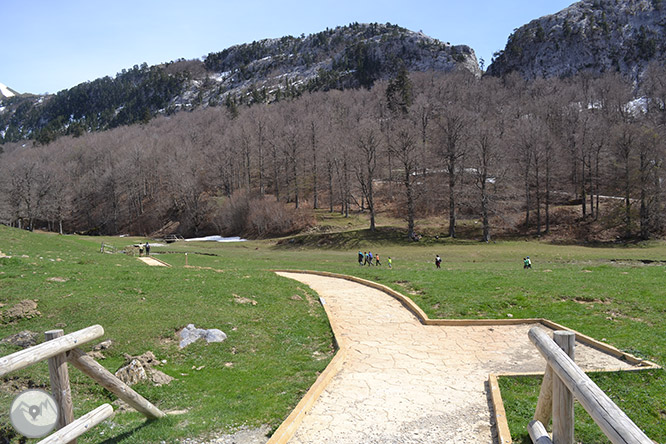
487 0 666 79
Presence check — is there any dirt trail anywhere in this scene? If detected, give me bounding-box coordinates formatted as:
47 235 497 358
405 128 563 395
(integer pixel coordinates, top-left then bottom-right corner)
276 272 637 444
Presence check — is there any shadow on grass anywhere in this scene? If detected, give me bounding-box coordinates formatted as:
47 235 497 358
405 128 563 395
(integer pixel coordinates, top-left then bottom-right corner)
273 227 408 249
97 418 159 444
273 226 489 250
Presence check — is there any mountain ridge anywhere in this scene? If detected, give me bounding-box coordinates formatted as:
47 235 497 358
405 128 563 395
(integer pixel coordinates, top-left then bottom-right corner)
0 22 479 145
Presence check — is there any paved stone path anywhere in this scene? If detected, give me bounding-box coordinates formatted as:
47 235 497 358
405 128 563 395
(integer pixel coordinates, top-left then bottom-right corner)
276 272 636 444
137 256 168 266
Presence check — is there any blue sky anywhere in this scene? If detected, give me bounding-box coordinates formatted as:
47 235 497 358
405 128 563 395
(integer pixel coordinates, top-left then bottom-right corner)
4 0 574 95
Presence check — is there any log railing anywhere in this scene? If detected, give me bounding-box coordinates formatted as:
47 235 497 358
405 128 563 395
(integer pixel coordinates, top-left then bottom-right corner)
528 327 653 444
0 325 165 443
99 242 117 253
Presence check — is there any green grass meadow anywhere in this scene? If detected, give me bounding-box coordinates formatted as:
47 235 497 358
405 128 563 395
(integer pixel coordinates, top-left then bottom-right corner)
1 219 665 443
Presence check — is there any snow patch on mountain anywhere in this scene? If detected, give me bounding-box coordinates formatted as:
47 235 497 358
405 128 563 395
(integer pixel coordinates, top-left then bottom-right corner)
0 82 15 98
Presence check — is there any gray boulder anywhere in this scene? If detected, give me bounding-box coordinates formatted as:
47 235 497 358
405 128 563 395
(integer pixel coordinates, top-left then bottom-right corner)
179 324 227 348
204 329 227 343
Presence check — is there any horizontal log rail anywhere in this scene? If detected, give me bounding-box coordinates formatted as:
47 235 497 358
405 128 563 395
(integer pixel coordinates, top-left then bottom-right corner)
528 327 653 444
36 404 114 444
528 420 554 444
0 325 104 377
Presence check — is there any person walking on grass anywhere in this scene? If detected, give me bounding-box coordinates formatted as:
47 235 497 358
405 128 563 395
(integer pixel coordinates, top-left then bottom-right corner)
435 255 442 269
358 251 364 266
525 256 532 269
363 252 369 266
368 251 374 266
388 257 392 269
375 254 382 266
145 242 150 256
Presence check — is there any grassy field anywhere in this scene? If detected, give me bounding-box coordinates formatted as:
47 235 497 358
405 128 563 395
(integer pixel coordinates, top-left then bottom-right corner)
1 215 665 443
0 226 335 443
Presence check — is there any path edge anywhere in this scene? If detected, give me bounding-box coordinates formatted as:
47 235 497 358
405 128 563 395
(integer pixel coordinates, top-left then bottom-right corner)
269 269 661 444
266 272 349 444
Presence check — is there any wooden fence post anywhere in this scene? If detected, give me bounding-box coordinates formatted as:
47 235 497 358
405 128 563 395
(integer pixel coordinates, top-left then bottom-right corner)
45 329 76 444
529 327 653 444
552 331 575 444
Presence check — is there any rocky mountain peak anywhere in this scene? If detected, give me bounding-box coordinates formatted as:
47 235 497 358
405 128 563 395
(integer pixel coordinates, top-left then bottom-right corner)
487 0 666 79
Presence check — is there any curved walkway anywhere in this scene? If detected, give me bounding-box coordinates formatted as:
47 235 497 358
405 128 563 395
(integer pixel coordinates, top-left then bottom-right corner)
275 272 640 444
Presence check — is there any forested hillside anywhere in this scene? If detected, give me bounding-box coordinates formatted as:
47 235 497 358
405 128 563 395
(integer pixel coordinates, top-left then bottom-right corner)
0 23 478 146
2 67 665 242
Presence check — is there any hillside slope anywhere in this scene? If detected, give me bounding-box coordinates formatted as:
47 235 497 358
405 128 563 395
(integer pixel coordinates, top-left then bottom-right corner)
487 0 666 79
0 23 479 145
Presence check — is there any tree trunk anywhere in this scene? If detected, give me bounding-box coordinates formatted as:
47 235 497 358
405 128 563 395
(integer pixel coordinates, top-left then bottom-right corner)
405 167 414 238
624 150 631 239
343 154 349 218
524 156 531 232
639 151 649 240
594 146 601 221
481 174 490 242
328 161 334 213
535 160 541 236
448 157 456 238
311 122 318 209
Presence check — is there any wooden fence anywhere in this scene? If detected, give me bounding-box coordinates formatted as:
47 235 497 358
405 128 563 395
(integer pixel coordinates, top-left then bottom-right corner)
0 325 164 443
527 327 653 444
99 243 117 254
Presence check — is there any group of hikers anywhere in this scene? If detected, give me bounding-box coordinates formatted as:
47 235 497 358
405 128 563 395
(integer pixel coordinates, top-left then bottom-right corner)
138 242 151 256
358 251 392 268
356 251 532 270
523 256 532 269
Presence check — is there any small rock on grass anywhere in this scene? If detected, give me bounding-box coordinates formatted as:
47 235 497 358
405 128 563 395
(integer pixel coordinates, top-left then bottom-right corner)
115 351 174 386
1 300 40 322
93 339 113 351
1 330 39 348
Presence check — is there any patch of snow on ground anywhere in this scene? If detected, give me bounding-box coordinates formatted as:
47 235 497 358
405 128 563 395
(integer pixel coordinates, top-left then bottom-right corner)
625 97 648 116
212 71 231 82
185 235 247 242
